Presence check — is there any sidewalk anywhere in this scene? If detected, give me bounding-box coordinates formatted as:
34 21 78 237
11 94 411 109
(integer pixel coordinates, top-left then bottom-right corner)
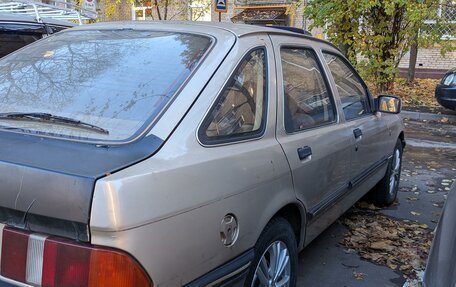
401 110 456 123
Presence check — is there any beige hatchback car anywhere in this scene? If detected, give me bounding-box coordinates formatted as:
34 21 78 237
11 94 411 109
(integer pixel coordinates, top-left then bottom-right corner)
0 22 404 287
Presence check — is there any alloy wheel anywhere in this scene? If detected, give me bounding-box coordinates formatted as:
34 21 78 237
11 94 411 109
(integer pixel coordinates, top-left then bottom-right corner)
389 148 401 195
251 241 291 287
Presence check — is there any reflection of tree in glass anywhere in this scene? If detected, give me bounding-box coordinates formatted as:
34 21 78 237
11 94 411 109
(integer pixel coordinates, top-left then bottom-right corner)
176 33 212 69
0 30 211 141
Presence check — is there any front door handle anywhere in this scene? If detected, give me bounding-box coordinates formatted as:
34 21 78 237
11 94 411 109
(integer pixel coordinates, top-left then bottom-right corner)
297 146 312 160
353 128 363 139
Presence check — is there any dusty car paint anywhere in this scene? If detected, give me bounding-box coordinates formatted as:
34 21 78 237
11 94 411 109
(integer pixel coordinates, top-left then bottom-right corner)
0 22 404 287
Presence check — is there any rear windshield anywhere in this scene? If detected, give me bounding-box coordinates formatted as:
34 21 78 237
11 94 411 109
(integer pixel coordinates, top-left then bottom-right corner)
0 29 212 142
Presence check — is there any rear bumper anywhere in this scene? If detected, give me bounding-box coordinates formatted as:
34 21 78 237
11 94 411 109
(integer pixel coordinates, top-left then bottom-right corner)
185 249 254 287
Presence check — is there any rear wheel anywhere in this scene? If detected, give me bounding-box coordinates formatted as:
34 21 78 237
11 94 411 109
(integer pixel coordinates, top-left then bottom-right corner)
245 217 297 287
369 138 403 206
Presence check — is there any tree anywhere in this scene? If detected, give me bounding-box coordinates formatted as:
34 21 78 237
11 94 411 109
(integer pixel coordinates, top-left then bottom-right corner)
407 1 456 84
98 0 135 21
99 0 195 21
304 0 451 93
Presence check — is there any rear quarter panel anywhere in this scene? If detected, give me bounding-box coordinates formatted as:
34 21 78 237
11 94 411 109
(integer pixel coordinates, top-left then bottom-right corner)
90 34 298 286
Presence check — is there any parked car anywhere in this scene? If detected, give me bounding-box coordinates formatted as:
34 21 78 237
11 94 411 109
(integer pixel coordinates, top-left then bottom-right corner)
0 22 405 287
423 182 456 287
435 68 456 110
0 13 75 58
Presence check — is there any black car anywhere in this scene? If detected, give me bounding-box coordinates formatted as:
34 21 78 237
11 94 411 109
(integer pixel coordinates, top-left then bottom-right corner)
435 68 456 110
0 13 75 58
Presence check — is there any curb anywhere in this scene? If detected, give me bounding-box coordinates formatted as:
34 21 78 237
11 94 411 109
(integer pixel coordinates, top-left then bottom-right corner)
401 110 456 123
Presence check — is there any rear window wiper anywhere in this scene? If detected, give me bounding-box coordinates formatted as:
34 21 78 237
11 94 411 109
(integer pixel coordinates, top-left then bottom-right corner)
0 112 109 135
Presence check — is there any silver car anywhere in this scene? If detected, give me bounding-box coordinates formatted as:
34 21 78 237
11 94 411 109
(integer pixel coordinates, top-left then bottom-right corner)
424 182 456 287
0 22 404 287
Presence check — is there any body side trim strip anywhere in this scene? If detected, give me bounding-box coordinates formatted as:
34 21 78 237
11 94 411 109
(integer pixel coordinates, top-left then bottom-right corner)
185 249 254 287
307 155 391 222
349 155 391 189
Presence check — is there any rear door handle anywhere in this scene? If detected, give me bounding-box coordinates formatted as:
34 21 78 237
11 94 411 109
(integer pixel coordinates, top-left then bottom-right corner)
353 128 363 139
297 146 312 161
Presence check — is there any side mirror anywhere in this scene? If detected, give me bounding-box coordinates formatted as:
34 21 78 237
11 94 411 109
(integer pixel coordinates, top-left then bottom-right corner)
376 95 402 114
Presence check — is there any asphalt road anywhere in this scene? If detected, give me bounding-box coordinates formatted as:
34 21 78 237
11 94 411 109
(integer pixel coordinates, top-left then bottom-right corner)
297 117 456 287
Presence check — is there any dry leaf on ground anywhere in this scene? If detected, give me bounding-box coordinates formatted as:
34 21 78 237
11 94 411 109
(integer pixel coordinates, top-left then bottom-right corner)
353 271 366 280
340 209 433 279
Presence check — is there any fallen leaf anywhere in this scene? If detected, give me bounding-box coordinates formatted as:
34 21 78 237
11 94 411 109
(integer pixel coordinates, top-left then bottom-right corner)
341 210 433 278
353 271 366 280
387 262 398 270
370 240 395 251
357 201 380 210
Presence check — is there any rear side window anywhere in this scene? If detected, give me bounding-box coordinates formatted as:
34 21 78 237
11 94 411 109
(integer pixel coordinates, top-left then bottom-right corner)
199 48 267 145
281 48 335 133
323 53 371 120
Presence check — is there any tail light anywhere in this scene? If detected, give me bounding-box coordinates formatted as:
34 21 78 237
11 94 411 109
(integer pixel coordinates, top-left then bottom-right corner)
1 227 152 287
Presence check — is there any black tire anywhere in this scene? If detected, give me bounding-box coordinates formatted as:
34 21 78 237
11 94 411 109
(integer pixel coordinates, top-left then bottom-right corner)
244 217 298 287
369 138 403 206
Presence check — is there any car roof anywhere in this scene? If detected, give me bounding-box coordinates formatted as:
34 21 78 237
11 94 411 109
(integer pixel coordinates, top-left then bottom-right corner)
0 12 77 27
66 21 340 51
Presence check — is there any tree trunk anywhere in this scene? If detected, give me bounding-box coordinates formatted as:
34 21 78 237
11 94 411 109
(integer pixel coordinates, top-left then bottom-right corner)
407 31 419 85
164 0 169 20
154 0 162 20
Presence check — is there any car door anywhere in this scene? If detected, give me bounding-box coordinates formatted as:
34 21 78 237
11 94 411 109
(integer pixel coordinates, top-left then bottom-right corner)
322 52 390 186
272 36 353 224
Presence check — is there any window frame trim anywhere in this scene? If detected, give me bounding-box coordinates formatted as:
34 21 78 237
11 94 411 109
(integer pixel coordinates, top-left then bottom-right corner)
278 45 339 135
197 46 269 146
321 50 375 121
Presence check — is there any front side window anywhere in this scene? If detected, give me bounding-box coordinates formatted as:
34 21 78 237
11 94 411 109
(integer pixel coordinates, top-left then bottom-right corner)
281 48 335 133
323 53 371 120
0 30 212 142
199 48 267 144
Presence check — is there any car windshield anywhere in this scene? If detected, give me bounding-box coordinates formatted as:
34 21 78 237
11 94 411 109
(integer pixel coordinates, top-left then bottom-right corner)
0 29 212 142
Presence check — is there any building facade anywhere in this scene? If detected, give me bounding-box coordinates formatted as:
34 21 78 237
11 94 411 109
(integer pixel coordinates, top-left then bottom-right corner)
210 0 324 38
